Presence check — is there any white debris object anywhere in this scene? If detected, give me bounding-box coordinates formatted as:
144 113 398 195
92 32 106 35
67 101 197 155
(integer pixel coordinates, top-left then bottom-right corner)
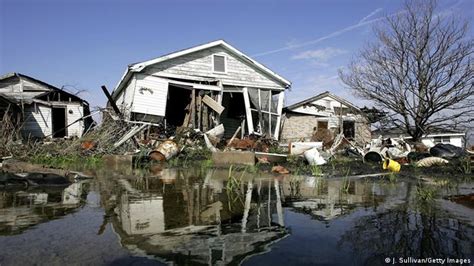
416 157 449 167
304 147 327 165
289 142 323 156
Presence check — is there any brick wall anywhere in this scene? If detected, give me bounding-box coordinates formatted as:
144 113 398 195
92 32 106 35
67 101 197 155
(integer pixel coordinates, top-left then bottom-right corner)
280 114 319 142
280 113 372 144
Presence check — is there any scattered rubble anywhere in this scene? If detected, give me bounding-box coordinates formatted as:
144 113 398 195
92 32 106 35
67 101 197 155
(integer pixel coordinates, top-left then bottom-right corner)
272 165 290 174
416 157 449 167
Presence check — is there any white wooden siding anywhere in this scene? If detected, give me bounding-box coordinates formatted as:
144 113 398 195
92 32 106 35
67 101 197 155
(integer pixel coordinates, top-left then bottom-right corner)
0 81 21 93
144 46 285 90
66 103 84 137
22 103 52 137
132 75 168 117
292 96 351 116
115 76 137 119
421 136 464 147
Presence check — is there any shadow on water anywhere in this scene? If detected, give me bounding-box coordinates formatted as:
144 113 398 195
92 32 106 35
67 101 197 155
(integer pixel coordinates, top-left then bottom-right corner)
0 165 473 265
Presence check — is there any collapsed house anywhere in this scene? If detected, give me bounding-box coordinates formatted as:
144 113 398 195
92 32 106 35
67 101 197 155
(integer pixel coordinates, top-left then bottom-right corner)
280 91 371 144
110 40 291 140
0 73 93 138
372 127 467 148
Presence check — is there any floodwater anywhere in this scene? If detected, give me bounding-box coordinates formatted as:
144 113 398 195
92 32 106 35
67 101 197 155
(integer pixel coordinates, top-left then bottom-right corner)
0 166 473 265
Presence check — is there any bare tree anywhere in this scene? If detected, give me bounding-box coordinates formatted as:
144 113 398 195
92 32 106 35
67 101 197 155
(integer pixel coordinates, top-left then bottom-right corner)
339 0 473 141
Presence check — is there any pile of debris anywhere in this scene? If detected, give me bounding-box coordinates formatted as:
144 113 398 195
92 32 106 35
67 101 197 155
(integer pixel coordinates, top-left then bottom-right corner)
363 136 468 172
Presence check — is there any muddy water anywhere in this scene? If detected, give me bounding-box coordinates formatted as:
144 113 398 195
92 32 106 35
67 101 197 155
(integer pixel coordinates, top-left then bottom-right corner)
0 167 473 265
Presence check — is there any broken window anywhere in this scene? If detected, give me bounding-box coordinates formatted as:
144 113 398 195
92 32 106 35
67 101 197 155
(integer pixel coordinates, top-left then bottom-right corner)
213 55 226 73
244 88 282 139
434 136 450 144
317 121 328 129
343 120 355 140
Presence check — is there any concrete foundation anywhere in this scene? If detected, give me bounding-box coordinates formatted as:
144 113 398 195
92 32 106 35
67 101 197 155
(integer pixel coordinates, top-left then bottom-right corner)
212 151 255 166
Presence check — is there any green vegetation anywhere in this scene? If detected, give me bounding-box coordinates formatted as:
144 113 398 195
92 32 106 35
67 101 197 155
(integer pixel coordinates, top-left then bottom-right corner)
225 165 246 211
416 184 437 202
459 157 472 175
310 164 322 176
340 168 351 193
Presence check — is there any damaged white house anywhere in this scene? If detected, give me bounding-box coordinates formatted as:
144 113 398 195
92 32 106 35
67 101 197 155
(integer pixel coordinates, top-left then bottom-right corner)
280 91 371 144
110 40 291 139
0 73 93 138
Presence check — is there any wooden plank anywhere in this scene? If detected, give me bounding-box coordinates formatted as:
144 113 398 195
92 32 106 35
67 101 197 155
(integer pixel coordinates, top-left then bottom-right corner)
242 87 254 134
113 124 147 148
202 95 225 114
190 89 196 128
181 102 191 127
101 85 123 119
273 91 285 139
196 93 202 130
202 104 208 131
226 126 241 148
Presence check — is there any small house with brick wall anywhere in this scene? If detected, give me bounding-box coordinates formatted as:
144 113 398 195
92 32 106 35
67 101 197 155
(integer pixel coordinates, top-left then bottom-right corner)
280 91 371 145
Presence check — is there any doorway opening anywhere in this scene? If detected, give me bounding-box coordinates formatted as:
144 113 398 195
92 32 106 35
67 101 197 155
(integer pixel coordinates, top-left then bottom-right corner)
52 107 66 138
221 92 246 138
165 85 193 127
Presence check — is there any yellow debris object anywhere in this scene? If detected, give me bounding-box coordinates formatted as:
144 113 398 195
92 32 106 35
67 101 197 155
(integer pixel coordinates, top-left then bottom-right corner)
383 159 401 172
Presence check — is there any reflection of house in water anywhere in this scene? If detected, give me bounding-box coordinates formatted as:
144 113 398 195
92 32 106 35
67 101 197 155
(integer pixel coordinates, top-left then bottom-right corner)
120 193 165 235
111 172 288 265
282 177 408 221
0 181 88 234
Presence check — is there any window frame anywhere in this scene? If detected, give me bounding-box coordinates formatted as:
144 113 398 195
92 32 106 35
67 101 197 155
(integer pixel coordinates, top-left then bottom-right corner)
433 136 450 144
212 54 227 74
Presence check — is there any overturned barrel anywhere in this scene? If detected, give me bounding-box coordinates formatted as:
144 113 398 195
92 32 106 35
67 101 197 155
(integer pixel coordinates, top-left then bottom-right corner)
364 151 384 163
149 140 179 161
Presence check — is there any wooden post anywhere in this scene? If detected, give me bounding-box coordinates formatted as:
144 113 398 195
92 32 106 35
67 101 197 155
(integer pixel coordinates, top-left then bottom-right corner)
202 102 209 132
190 89 196 128
242 87 254 134
273 91 285 140
197 92 202 130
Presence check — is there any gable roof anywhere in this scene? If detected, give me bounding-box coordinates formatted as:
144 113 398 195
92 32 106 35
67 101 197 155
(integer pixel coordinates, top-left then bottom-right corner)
285 91 360 111
112 40 291 98
0 72 88 105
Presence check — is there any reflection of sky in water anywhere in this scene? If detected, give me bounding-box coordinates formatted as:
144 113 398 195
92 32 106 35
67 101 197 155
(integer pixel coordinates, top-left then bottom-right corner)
0 168 473 265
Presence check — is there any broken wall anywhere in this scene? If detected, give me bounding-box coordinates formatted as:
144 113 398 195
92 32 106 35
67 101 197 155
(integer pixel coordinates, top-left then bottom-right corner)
280 113 320 142
280 113 371 144
354 116 371 145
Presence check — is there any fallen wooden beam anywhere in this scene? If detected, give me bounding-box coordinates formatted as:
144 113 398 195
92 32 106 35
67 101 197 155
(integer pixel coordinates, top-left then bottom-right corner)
202 95 225 114
226 126 241 148
101 85 123 119
113 124 148 148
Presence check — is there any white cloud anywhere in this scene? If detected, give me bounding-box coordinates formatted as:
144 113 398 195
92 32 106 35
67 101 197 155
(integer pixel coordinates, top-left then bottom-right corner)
359 8 383 23
252 10 391 57
291 47 347 61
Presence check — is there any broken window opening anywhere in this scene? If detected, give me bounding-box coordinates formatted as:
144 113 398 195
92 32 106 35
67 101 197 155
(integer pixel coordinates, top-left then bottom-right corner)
434 136 450 144
343 120 355 140
245 88 281 138
317 121 328 129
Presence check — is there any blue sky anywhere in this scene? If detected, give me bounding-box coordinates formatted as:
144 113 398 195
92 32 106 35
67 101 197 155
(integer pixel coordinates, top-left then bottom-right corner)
1 0 473 110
